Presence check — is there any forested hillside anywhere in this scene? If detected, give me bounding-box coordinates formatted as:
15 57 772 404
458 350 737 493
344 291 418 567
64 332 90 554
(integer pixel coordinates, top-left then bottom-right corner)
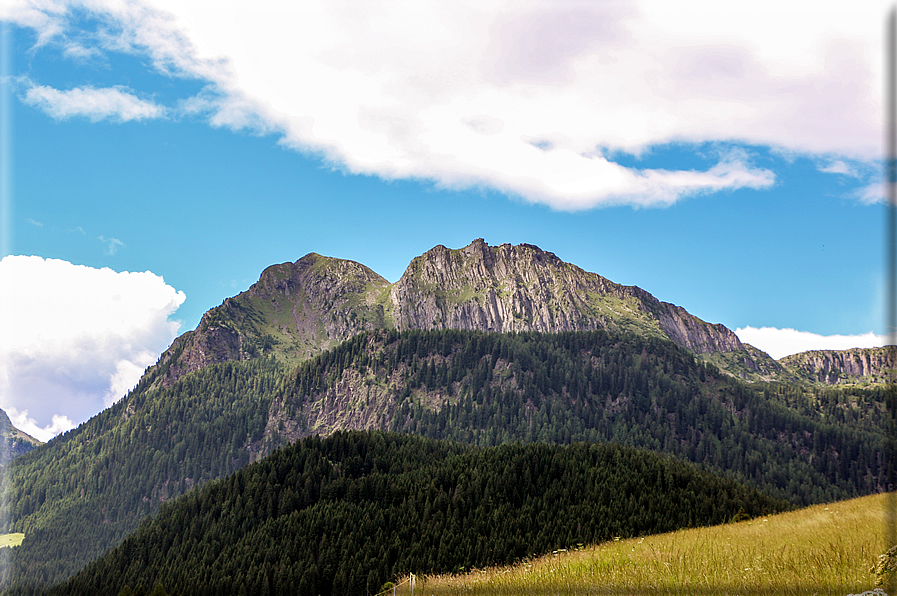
1 328 889 592
2 358 286 591
267 329 889 504
47 432 791 596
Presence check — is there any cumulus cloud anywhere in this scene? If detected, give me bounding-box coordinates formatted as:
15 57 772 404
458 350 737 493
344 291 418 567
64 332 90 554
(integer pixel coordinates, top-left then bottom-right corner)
0 256 185 440
4 0 887 208
735 326 888 360
5 408 74 443
21 81 165 122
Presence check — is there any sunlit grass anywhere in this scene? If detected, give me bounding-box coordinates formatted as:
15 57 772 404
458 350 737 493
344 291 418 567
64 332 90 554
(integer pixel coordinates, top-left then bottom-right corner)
0 534 24 549
399 493 890 595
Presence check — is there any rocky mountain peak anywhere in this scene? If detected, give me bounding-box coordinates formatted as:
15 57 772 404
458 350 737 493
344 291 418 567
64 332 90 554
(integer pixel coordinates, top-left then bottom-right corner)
150 239 757 387
390 240 745 357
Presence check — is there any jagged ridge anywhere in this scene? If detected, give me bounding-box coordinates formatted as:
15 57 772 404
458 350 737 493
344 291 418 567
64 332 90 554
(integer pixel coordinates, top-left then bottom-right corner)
152 240 765 386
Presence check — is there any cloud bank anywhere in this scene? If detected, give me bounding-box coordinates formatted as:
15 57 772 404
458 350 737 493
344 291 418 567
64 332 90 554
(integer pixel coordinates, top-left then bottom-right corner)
0 256 185 441
735 326 888 360
3 0 885 209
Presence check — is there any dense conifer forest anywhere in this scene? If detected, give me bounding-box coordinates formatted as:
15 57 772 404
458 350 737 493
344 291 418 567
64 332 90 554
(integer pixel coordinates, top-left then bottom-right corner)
47 431 790 596
2 358 286 590
1 329 889 592
273 329 889 504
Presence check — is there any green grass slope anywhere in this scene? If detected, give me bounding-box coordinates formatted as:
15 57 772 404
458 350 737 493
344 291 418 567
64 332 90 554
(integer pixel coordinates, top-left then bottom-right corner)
413 492 892 595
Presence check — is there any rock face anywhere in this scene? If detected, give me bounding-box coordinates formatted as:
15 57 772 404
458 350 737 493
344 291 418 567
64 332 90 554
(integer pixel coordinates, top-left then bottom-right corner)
780 347 895 385
152 239 749 386
390 240 744 355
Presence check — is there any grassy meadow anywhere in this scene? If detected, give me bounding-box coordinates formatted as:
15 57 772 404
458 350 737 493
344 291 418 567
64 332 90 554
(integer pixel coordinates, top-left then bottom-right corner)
396 493 892 596
0 534 24 549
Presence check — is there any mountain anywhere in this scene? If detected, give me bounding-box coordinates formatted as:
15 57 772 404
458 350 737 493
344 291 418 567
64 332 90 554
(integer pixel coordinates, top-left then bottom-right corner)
151 252 392 383
0 408 41 464
152 239 887 386
780 346 895 385
260 328 887 504
152 239 777 386
1 240 889 591
49 431 791 596
3 331 887 593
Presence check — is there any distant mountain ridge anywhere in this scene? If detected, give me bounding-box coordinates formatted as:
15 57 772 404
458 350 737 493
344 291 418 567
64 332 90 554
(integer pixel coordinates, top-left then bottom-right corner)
0 408 41 464
780 346 895 385
151 239 788 386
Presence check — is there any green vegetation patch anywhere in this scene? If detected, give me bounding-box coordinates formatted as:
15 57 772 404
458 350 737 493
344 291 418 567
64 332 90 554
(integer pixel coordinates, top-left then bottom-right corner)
0 533 24 548
3 358 286 591
583 293 666 339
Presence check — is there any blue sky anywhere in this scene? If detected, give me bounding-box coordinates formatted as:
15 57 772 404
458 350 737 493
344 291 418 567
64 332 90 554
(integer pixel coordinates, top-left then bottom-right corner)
0 0 889 440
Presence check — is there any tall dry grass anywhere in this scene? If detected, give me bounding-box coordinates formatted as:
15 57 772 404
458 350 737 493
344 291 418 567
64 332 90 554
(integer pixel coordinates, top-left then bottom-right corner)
396 493 891 596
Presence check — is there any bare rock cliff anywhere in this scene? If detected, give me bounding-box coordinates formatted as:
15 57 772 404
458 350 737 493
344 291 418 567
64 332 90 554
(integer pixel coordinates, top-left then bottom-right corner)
389 239 743 355
779 346 895 385
654 305 743 354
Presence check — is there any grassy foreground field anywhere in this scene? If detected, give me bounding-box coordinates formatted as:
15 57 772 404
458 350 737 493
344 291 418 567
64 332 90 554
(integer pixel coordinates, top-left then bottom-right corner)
399 493 892 596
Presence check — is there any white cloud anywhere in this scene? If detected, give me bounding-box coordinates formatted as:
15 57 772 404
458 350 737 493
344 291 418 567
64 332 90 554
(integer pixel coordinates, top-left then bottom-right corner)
21 81 165 122
98 235 125 255
61 41 102 62
852 181 885 205
735 326 888 360
818 160 856 177
5 0 888 208
5 408 74 443
0 256 185 439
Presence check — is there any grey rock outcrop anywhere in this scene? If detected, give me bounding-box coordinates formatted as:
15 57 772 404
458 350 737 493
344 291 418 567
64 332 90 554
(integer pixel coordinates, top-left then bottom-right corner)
780 346 895 385
390 239 743 355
